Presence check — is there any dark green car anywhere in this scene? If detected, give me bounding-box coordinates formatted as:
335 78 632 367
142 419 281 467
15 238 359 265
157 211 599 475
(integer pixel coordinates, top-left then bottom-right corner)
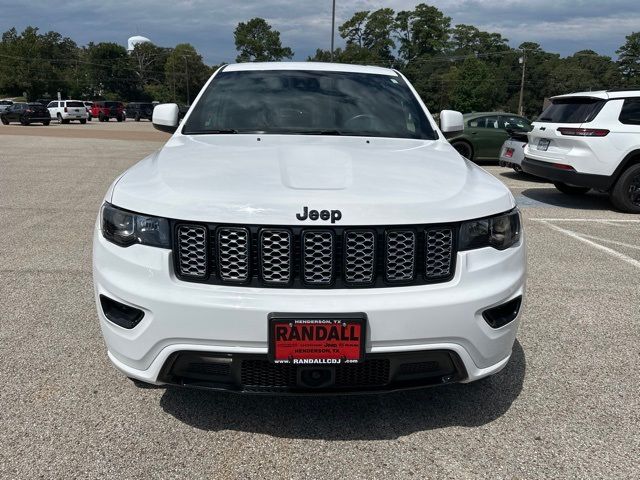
449 112 532 161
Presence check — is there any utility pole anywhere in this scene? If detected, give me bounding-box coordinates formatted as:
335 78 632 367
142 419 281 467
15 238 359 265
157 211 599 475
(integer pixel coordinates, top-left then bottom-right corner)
518 50 527 116
330 0 336 61
183 56 190 106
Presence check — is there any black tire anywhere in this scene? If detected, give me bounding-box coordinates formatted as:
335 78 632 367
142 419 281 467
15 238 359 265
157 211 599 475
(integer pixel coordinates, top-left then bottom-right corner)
88 114 92 121
117 114 123 122
20 117 29 126
135 113 140 122
451 141 474 160
43 121 50 126
80 119 86 125
512 165 523 173
1 117 8 125
610 163 640 213
57 113 63 124
553 182 591 195
99 113 105 122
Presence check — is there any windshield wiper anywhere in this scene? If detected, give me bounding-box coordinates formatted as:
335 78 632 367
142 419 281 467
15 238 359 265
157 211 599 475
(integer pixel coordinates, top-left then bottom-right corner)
188 129 239 134
288 129 343 135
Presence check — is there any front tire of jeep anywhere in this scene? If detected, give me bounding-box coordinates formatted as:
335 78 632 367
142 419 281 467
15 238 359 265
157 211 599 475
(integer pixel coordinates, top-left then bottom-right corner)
553 182 591 195
610 163 640 213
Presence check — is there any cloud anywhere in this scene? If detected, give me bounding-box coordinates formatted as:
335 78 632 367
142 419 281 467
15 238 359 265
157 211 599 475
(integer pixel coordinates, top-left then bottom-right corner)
0 0 637 63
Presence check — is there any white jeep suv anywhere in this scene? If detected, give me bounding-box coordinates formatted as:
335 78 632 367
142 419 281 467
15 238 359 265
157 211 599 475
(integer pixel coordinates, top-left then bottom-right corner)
93 63 526 394
522 90 640 212
47 100 88 124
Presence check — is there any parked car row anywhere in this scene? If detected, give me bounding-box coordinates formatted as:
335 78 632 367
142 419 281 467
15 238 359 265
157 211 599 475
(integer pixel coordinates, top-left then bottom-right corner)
0 102 51 125
447 90 640 213
0 99 163 126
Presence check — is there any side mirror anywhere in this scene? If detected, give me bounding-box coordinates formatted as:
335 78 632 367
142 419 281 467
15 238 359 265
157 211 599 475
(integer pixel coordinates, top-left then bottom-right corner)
152 103 180 134
439 110 464 138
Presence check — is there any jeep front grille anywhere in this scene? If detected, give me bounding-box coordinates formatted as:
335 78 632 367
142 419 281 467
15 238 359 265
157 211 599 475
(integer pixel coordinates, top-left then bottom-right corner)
344 231 375 284
302 231 334 285
425 228 454 279
385 230 416 282
217 227 250 282
176 225 207 278
260 229 292 284
174 223 456 288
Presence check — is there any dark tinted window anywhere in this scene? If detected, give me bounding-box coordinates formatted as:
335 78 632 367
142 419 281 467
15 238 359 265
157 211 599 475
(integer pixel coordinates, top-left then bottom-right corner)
104 101 121 108
184 70 436 139
67 101 84 107
500 115 532 131
469 116 499 128
619 98 640 125
537 98 605 123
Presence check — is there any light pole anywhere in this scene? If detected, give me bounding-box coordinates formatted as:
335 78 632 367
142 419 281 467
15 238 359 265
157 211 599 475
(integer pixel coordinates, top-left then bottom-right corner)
330 0 336 61
183 56 190 106
518 50 526 116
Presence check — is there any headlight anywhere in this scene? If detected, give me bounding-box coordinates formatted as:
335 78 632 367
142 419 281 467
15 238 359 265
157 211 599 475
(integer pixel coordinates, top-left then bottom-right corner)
459 209 521 251
101 203 170 248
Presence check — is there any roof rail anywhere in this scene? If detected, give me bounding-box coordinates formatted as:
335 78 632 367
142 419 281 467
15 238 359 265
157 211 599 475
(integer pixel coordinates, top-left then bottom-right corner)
607 87 640 92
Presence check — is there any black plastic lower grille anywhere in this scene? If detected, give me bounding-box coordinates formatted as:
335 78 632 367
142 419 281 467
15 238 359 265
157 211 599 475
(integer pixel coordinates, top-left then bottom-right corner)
159 351 466 394
173 223 457 288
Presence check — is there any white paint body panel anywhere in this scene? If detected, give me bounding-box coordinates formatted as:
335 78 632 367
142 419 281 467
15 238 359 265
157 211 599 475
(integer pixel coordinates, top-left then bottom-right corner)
93 62 526 387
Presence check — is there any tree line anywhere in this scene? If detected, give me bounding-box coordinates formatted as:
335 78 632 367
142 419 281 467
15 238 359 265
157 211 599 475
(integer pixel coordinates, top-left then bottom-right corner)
1 3 639 117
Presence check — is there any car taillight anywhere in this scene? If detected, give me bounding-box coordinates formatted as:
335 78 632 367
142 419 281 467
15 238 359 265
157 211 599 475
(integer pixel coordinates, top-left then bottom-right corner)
64 106 68 112
557 127 609 137
552 163 576 171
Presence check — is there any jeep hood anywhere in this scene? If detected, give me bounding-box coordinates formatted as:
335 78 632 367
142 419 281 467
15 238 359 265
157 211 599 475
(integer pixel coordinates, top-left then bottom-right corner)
110 135 514 225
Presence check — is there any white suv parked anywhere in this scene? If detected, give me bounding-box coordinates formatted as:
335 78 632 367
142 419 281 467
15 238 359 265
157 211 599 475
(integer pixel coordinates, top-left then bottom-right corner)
47 100 88 124
523 90 640 212
93 62 526 393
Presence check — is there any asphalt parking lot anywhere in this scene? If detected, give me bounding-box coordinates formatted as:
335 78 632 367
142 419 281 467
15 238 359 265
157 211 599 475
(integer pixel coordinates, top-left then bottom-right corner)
1 122 638 479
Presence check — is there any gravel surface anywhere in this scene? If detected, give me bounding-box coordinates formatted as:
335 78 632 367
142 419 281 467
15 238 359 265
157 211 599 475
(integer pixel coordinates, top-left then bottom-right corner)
0 123 638 479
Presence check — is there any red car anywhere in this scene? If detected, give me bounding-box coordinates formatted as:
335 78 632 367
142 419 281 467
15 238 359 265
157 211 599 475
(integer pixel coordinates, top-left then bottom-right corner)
91 101 125 122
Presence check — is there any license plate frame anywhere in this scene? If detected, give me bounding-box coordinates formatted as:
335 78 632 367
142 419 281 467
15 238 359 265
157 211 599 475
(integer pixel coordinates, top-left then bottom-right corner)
268 313 366 365
537 138 550 151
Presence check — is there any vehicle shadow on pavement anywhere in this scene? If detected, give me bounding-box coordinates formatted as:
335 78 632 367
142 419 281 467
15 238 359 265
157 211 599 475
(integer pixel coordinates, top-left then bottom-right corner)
159 341 525 440
498 171 548 183
520 188 612 210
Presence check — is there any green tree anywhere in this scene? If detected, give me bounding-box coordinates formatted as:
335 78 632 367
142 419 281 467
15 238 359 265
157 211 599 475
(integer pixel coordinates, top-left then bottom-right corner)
617 32 640 83
449 24 510 58
130 42 170 87
85 42 138 99
0 26 78 99
395 4 451 63
164 43 210 104
234 18 293 62
449 57 497 112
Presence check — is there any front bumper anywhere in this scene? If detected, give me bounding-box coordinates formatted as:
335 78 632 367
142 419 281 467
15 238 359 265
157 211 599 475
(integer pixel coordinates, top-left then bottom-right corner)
93 227 526 391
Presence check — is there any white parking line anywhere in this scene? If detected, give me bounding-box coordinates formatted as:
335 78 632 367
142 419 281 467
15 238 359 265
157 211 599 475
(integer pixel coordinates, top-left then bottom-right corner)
534 219 640 269
579 233 640 251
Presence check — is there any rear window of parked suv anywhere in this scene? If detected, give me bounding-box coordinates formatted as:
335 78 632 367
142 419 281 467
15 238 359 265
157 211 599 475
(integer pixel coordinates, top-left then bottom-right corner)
619 98 640 125
66 101 84 108
537 98 605 123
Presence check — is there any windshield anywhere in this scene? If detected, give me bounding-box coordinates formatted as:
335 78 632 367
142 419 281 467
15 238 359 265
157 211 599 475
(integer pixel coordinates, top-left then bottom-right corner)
537 98 605 123
183 70 437 139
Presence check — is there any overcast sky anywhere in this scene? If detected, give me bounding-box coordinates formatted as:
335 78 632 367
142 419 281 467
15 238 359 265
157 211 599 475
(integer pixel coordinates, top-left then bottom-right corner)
0 0 638 63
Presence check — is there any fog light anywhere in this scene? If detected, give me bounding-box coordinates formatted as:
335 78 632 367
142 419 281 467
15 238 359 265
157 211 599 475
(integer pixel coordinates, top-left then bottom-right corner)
482 296 522 329
99 295 144 329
